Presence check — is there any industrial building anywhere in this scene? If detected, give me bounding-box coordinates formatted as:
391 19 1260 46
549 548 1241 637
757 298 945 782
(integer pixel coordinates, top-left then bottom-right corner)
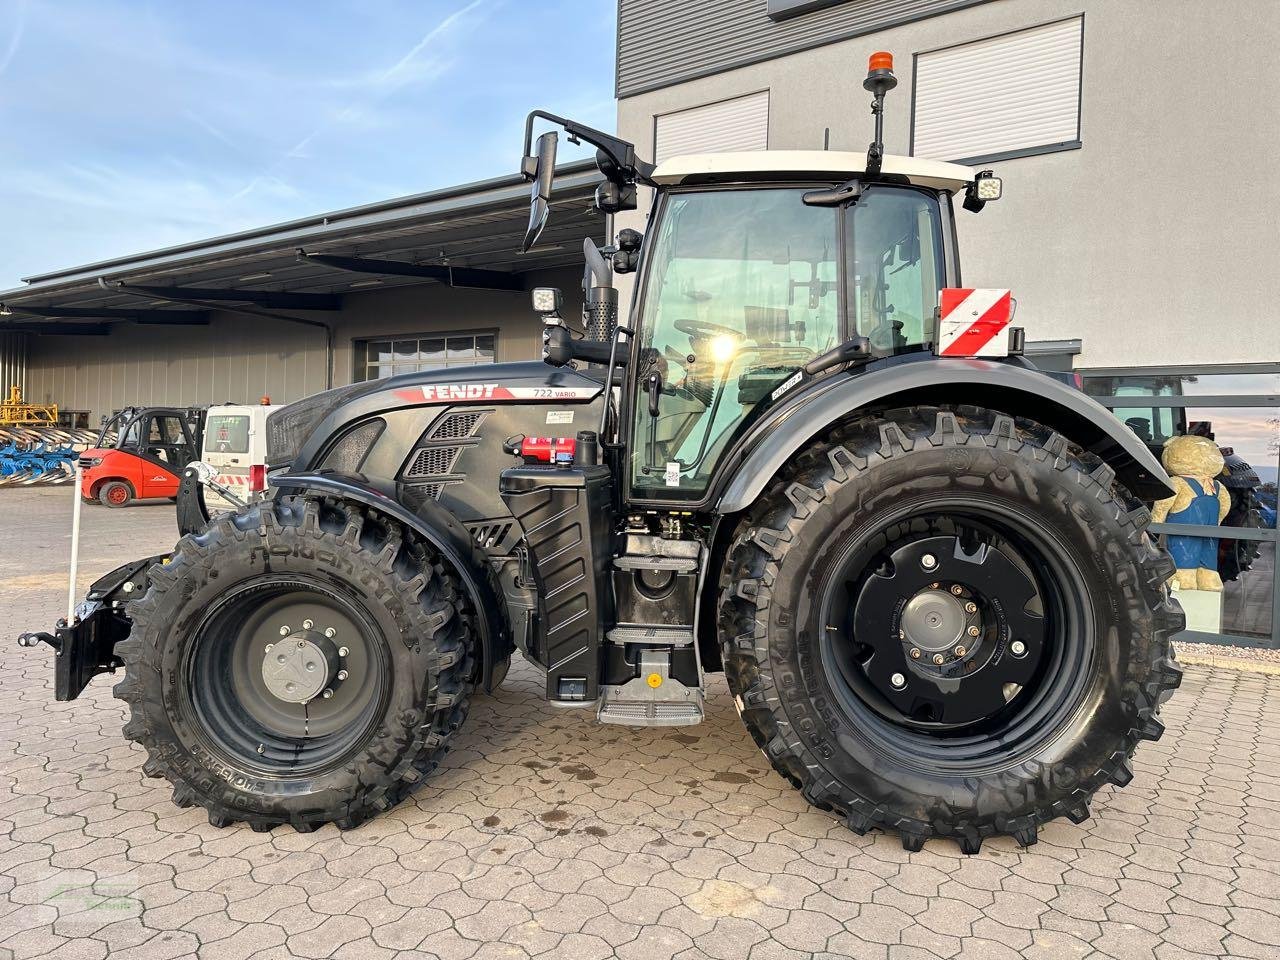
0 0 1275 647
0 163 604 425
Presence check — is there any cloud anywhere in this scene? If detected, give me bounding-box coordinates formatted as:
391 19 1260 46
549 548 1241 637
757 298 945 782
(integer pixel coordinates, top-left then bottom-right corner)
0 0 25 76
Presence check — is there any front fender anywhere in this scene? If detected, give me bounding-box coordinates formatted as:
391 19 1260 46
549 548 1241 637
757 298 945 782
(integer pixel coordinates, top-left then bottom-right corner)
269 471 511 692
715 358 1174 513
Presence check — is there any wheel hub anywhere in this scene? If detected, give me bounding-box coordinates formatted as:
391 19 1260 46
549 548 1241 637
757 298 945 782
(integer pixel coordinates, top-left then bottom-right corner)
901 589 966 654
261 632 340 704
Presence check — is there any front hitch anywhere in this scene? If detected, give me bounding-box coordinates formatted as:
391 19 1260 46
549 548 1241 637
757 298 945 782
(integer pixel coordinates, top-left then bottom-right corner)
16 555 166 701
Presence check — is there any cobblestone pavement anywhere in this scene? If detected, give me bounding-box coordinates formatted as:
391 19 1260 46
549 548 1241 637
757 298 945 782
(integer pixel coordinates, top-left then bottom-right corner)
2 487 1278 959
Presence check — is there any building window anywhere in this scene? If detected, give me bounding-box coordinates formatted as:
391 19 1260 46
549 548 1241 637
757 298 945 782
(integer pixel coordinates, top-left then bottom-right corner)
1083 366 1280 649
654 90 769 164
912 16 1084 164
355 333 495 382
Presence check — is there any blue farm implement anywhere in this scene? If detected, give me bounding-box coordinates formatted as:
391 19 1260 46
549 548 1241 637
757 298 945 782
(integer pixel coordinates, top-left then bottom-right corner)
0 426 100 486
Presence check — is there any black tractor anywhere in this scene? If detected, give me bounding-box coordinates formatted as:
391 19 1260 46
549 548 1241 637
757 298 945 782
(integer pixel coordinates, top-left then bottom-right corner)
21 54 1182 853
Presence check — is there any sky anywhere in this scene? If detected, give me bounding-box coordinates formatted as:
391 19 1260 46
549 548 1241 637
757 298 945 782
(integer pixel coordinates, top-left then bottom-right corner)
0 0 616 289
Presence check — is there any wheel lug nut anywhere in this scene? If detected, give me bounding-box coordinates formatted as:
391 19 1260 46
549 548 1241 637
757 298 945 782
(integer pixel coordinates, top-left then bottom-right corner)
933 654 945 665
297 640 305 648
279 625 290 636
322 688 334 699
325 628 336 638
337 669 349 681
950 585 964 596
1011 640 1027 656
920 554 937 571
909 648 921 660
890 672 906 689
965 602 977 614
954 645 966 657
929 582 940 590
264 643 273 652
967 625 980 637
338 646 349 658
302 619 313 630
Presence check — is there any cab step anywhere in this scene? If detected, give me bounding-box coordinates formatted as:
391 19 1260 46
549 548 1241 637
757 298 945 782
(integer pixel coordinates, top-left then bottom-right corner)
606 625 694 646
597 648 704 727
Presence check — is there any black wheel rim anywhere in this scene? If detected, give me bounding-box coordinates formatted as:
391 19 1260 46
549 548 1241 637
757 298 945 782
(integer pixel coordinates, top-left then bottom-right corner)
182 577 390 776
817 496 1095 774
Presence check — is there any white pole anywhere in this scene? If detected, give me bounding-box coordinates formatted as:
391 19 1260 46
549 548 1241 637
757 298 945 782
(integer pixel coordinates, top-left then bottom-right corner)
68 462 83 622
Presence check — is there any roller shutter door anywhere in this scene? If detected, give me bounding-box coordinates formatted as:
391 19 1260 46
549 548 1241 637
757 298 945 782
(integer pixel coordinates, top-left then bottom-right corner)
654 91 769 164
913 16 1083 163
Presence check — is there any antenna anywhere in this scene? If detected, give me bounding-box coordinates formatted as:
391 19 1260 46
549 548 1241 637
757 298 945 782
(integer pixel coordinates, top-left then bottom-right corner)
823 127 830 150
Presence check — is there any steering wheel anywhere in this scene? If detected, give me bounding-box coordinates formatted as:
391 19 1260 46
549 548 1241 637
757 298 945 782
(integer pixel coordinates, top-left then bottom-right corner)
674 317 740 341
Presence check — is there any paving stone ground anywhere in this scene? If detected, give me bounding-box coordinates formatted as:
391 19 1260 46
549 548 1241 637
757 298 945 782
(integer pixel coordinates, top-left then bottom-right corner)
1 486 1278 960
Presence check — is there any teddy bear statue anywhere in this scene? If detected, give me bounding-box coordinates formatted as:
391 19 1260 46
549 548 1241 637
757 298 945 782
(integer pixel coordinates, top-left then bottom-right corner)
1150 434 1231 590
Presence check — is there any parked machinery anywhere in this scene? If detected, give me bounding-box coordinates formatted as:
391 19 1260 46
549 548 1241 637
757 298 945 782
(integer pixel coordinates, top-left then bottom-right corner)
21 54 1183 853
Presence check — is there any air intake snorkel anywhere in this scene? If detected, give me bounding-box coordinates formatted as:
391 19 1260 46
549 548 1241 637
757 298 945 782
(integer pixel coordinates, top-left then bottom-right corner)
582 238 617 344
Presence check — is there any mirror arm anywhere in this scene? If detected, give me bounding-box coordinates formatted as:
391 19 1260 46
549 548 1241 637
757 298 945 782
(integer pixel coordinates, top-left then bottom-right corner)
523 110 656 185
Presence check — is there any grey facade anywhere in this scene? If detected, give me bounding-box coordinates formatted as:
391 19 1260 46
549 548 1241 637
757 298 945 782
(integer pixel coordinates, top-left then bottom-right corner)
615 0 1280 370
617 0 991 96
0 333 24 397
614 0 1280 650
20 266 577 424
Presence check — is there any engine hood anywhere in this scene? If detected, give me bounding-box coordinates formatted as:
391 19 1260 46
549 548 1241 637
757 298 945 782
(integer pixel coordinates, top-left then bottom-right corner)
371 361 605 406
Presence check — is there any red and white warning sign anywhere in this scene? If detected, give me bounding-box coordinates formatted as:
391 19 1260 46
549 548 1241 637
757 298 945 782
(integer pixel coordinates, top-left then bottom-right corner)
937 288 1013 357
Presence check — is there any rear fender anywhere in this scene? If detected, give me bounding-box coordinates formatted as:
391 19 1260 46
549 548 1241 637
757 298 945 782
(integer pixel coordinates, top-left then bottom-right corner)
715 358 1175 513
269 471 512 692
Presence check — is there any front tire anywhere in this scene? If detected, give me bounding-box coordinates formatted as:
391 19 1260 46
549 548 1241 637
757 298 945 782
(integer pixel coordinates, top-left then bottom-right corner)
99 480 132 507
114 496 475 831
719 406 1183 853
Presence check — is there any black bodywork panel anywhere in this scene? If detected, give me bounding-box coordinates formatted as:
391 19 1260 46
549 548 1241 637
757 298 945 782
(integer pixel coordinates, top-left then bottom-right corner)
713 356 1175 512
499 462 615 701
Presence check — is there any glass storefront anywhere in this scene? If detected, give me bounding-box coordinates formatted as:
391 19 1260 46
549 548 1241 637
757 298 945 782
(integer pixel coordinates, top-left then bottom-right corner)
1083 364 1280 648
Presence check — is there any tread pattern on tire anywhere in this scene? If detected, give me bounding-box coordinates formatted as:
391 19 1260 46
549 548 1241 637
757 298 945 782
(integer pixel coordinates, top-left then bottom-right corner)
114 495 476 833
718 405 1185 853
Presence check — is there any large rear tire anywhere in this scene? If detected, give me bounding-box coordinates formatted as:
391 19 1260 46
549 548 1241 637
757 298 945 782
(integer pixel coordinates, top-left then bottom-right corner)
719 406 1183 854
114 496 476 831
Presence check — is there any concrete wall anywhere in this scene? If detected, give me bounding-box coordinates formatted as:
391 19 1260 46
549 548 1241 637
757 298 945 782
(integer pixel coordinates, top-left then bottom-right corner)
615 0 1280 368
23 266 578 423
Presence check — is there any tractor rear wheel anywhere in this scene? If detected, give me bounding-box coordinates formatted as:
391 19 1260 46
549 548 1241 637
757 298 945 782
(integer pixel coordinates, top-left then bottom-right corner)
99 480 132 507
115 496 476 831
719 406 1183 854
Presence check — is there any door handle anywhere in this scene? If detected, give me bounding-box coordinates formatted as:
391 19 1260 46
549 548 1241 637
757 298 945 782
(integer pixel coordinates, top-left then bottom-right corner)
645 372 662 418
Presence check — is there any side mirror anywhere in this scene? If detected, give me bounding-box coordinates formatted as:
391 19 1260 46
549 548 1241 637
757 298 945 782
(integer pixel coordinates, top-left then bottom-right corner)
521 131 558 253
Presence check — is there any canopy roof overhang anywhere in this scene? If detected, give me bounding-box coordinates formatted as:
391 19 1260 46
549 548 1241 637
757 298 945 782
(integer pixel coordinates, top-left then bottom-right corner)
0 161 604 336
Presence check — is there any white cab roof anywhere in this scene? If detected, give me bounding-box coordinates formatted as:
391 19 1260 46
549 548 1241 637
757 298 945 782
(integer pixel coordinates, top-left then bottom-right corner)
651 151 975 194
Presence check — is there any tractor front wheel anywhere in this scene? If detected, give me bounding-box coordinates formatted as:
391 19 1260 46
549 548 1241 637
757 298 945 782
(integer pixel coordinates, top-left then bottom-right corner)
720 406 1183 854
115 496 476 831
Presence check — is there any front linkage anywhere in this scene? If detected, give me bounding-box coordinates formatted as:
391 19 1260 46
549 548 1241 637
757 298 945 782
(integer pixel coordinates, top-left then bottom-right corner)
19 555 163 701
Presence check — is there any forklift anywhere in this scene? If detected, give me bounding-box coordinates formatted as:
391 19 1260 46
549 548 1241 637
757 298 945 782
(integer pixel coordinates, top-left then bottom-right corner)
21 53 1182 853
78 406 204 506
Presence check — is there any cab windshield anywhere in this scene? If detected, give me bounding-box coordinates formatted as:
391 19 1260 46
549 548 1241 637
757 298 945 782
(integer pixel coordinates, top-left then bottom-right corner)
630 184 945 499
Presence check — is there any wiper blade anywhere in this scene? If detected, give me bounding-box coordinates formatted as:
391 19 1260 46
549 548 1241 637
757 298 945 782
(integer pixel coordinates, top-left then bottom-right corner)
803 178 862 207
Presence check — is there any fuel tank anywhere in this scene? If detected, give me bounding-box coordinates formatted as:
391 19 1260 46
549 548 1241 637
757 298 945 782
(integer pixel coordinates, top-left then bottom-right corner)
286 361 609 553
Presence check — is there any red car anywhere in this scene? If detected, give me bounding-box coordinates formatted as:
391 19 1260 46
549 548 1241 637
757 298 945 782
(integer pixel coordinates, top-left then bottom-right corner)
79 407 203 507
